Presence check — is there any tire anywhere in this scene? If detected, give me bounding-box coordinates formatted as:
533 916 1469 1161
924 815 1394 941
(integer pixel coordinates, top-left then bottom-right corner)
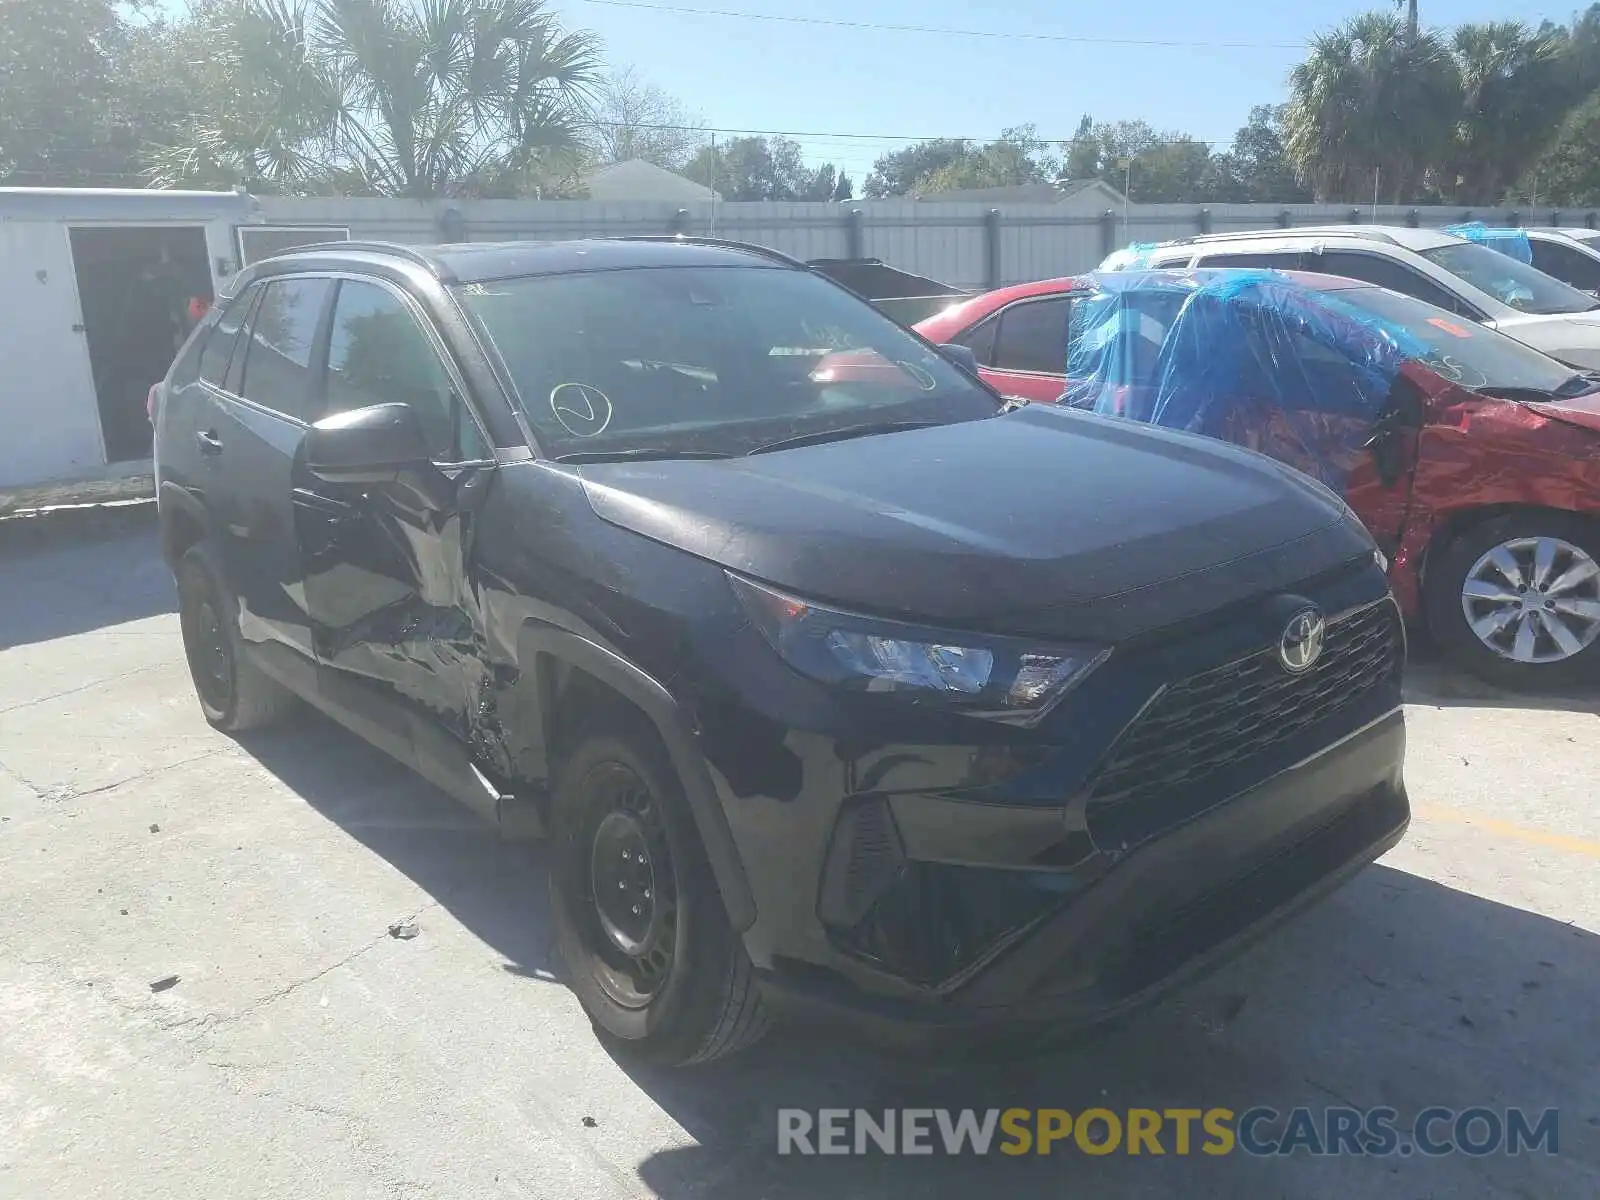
548 723 770 1066
1424 512 1600 691
176 543 297 731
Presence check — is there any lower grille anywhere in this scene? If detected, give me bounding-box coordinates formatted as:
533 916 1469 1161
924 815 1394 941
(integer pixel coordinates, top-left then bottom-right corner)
1087 600 1401 818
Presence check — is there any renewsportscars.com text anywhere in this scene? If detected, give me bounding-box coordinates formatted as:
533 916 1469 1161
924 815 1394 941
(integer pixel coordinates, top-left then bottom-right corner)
776 1106 1561 1158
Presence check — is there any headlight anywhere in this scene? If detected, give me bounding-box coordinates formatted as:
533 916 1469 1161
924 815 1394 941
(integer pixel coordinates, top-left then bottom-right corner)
1373 548 1389 573
729 574 1109 725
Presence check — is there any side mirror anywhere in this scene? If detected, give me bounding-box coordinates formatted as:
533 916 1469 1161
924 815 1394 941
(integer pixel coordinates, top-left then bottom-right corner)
938 343 980 375
304 403 432 486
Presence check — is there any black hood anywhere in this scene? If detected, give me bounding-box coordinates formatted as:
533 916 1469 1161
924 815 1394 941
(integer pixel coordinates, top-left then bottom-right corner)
575 405 1375 642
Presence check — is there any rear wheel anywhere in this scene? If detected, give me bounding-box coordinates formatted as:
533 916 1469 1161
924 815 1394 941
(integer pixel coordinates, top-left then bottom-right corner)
1425 513 1600 690
548 725 769 1066
176 544 296 731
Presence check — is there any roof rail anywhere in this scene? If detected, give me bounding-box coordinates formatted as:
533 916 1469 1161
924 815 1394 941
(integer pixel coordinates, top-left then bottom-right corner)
283 239 446 273
609 234 807 269
1183 226 1403 247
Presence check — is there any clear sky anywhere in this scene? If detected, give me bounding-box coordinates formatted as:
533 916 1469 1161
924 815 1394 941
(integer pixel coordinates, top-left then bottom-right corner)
560 0 1570 184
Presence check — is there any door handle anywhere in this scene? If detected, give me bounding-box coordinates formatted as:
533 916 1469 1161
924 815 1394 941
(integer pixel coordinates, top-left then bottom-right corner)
196 429 224 455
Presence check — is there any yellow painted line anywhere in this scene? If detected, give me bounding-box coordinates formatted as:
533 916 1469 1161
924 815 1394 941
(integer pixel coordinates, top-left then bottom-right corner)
1413 804 1600 860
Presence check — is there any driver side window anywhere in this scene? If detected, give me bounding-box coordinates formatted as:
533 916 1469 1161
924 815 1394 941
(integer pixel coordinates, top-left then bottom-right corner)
323 279 489 462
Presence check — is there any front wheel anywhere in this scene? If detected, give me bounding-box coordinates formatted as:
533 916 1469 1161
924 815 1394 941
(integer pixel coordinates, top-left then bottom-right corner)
1425 513 1600 690
548 726 769 1066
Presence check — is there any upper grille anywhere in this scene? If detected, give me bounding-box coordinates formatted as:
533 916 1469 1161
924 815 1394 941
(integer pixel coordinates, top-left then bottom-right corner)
1087 600 1401 817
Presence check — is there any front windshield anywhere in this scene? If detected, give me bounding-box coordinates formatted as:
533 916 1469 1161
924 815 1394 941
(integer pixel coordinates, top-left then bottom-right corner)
1334 285 1585 395
456 265 998 458
1419 240 1600 316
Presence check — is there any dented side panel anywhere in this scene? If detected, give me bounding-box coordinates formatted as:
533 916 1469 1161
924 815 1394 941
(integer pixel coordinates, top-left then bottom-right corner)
1387 391 1600 618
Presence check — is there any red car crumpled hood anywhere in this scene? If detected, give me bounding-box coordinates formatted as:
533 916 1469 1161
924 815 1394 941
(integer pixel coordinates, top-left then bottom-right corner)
1524 392 1600 436
1415 386 1600 519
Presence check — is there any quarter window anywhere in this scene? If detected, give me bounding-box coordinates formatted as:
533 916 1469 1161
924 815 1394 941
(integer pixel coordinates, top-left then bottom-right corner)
324 280 488 462
237 277 332 422
1198 251 1303 270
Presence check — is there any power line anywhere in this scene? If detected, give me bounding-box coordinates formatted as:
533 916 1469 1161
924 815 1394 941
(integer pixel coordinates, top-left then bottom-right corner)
572 0 1306 50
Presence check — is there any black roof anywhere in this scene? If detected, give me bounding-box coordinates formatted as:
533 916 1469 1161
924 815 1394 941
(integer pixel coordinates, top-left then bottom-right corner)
805 258 967 299
265 236 796 284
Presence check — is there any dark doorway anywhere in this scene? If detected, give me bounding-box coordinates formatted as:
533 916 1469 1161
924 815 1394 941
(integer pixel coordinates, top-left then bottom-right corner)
69 226 213 463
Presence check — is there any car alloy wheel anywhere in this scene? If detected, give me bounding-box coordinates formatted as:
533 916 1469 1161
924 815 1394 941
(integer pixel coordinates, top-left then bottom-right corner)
579 762 679 1009
1460 535 1600 665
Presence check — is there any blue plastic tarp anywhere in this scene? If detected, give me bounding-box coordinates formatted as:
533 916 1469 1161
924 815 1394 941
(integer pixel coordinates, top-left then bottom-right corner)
1097 242 1159 271
1064 270 1426 491
1444 222 1533 265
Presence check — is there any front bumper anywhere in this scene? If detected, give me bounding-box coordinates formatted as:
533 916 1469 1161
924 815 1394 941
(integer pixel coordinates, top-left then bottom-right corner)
752 706 1407 1044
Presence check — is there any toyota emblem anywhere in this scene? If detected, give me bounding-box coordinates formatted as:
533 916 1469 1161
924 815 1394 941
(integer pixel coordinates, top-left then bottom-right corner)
1278 608 1326 674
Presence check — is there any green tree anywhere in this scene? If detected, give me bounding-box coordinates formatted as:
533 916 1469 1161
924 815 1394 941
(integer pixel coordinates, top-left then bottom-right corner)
1517 91 1600 204
1447 22 1566 204
683 135 818 199
1206 105 1311 203
1285 10 1460 203
1064 114 1099 184
150 0 600 196
863 138 975 198
1060 119 1215 202
863 127 1058 197
0 0 149 184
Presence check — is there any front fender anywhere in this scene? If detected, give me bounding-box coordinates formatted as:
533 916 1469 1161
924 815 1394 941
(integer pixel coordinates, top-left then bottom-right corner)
515 620 757 933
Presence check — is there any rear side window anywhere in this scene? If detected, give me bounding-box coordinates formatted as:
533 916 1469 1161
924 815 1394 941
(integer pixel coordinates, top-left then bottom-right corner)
238 277 332 422
1198 251 1303 270
992 296 1072 374
324 279 489 462
1309 251 1475 317
198 289 255 388
1530 239 1600 292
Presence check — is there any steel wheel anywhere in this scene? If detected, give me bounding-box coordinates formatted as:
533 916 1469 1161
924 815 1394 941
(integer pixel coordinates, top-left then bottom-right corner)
1460 535 1600 665
182 588 234 712
578 762 679 1009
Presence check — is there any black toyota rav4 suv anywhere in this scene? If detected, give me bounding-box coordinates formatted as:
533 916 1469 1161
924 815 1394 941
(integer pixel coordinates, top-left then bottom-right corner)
152 237 1408 1064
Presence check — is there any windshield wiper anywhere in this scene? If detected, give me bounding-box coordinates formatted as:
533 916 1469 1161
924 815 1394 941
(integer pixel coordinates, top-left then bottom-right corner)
1555 372 1600 398
553 447 734 464
747 420 940 455
1479 374 1600 404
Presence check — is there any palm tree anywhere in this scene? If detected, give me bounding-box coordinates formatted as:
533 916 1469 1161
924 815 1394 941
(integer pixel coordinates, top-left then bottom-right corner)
146 0 349 192
148 0 600 196
1396 0 1418 42
1285 11 1459 204
1449 22 1564 204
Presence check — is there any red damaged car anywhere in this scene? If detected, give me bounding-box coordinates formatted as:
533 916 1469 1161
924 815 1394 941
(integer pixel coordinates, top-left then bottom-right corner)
917 270 1600 688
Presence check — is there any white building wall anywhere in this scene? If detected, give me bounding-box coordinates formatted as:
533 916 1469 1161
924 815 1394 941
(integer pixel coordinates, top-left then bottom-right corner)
0 188 250 490
0 220 106 487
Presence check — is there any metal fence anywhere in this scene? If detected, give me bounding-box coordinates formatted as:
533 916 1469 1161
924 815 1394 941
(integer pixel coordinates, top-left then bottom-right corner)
255 196 1586 292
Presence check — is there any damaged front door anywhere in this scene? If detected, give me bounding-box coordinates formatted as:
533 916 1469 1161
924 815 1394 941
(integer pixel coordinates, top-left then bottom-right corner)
292 276 500 818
